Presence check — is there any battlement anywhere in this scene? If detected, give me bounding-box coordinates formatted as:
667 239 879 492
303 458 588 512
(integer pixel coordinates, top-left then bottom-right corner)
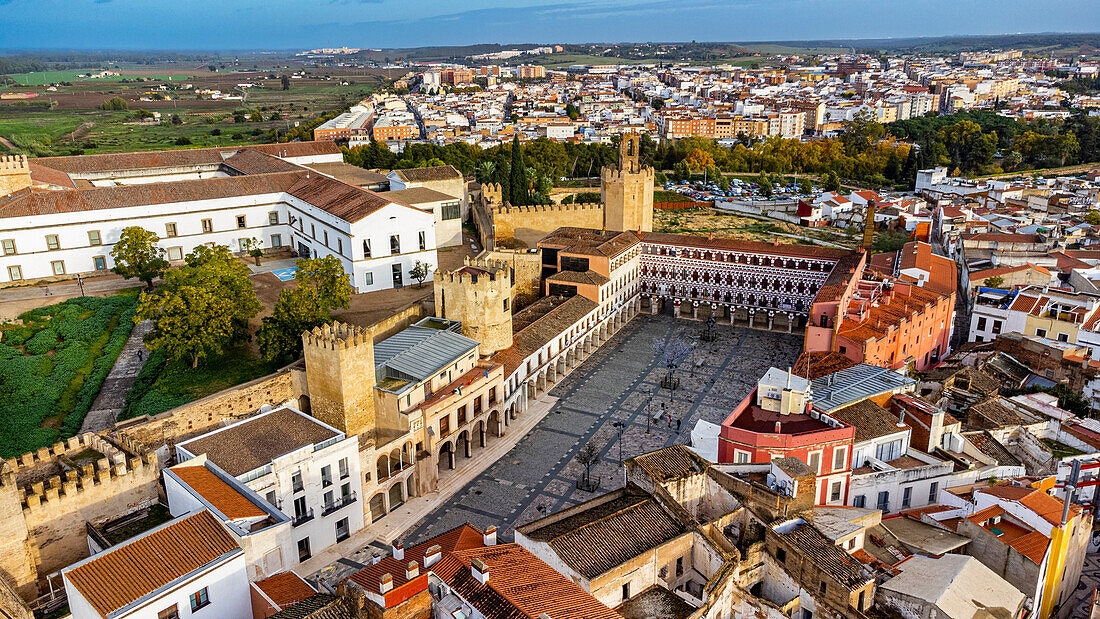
303 321 372 349
601 165 655 182
481 182 503 205
0 155 28 172
493 202 603 215
0 433 158 515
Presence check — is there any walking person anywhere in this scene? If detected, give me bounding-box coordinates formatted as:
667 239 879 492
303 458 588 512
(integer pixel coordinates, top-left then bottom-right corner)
43 285 50 297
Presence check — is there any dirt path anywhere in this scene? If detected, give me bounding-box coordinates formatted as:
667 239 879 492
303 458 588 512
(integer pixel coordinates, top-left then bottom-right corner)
0 136 15 150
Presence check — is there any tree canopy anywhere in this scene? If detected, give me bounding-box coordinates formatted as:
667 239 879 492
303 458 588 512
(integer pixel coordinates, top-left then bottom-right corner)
110 226 169 290
257 256 352 363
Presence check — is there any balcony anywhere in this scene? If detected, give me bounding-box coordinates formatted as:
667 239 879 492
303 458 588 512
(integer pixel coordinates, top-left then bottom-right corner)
322 492 357 517
292 508 314 527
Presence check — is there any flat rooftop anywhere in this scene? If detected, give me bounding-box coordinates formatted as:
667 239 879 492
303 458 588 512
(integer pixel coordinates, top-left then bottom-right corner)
726 404 832 435
178 407 340 477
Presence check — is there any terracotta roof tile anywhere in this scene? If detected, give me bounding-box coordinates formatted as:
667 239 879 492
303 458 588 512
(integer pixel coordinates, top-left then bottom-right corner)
392 165 463 182
171 465 266 519
627 445 706 482
63 510 240 618
347 523 486 593
31 141 339 174
830 399 906 444
255 572 317 609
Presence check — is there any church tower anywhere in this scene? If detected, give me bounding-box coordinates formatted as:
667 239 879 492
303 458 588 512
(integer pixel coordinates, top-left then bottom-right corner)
601 132 654 232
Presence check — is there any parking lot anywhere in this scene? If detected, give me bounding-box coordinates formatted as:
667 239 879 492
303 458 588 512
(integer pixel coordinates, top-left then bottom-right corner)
405 313 803 545
664 177 817 203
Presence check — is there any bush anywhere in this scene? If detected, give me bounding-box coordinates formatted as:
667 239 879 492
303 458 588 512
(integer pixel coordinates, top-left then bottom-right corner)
0 295 137 458
174 136 192 146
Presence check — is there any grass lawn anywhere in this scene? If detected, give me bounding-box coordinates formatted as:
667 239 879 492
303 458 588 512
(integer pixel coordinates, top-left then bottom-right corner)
8 70 191 86
120 345 283 420
0 294 138 458
655 208 857 247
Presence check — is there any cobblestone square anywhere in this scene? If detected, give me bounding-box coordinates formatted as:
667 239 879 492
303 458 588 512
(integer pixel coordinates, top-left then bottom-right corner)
406 313 802 544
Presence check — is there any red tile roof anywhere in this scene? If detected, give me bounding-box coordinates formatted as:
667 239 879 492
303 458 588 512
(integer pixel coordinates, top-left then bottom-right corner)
347 523 486 594
64 510 241 618
254 572 317 609
431 544 622 619
171 465 266 520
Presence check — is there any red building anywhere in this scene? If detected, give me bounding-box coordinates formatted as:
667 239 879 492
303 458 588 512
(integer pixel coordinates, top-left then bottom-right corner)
718 368 854 506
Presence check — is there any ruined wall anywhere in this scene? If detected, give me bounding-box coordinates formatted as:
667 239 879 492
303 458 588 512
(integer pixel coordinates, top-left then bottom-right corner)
0 434 159 600
364 300 430 344
478 249 543 303
492 203 603 248
117 365 306 456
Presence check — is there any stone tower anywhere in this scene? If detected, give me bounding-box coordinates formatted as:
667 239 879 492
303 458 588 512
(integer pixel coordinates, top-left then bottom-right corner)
861 199 877 251
601 132 654 233
434 258 513 355
0 155 32 198
302 322 376 440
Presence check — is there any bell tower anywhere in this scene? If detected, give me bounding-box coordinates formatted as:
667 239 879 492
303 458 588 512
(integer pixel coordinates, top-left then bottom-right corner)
601 132 654 233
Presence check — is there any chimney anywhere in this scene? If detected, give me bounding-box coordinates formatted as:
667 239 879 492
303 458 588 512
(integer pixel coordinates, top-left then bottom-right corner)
484 525 498 546
472 558 489 584
774 421 782 433
371 553 382 565
423 544 443 568
379 573 393 594
392 542 404 561
406 561 420 580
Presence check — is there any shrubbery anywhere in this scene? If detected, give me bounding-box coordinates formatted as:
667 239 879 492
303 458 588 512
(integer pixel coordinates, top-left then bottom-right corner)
0 295 137 458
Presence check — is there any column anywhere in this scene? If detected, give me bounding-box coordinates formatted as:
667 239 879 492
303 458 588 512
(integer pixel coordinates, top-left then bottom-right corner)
448 450 455 470
768 313 775 330
729 306 736 325
480 426 486 447
788 314 794 333
650 298 658 314
692 302 699 320
673 300 682 318
463 437 471 458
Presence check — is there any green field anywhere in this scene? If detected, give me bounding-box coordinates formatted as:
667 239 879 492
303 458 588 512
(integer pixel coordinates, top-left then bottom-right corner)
9 70 192 86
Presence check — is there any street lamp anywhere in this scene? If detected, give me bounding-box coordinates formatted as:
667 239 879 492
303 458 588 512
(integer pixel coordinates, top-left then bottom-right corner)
612 421 626 485
76 274 85 298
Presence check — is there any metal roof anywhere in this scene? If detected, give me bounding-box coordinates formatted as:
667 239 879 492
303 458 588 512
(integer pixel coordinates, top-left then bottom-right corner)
810 363 916 412
373 326 479 385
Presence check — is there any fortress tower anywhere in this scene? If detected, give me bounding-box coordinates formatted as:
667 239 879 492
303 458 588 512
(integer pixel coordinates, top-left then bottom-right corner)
302 322 377 440
0 155 32 198
601 132 654 233
434 258 514 355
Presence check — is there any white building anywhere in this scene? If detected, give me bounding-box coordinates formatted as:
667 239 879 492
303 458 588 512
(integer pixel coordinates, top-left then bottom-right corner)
62 510 250 619
1 143 436 292
176 405 364 565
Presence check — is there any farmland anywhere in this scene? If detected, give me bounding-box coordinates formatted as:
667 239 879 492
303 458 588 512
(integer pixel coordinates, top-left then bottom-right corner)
0 294 138 458
9 70 191 85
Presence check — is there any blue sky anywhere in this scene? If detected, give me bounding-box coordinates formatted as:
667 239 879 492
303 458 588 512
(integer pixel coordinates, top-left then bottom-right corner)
1 0 1099 50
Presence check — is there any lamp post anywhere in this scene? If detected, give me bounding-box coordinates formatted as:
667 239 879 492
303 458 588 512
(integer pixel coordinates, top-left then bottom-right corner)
76 274 85 298
612 421 626 485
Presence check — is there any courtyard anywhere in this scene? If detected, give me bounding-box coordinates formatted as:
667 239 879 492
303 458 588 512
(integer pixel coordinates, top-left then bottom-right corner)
405 312 803 545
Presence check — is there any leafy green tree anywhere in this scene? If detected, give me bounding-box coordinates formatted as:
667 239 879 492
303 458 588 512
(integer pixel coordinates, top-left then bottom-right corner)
524 137 569 180
756 171 773 198
410 261 430 288
984 275 1005 289
100 97 128 111
938 120 997 173
174 137 191 146
871 230 909 254
111 227 168 290
257 256 352 362
1085 211 1100 225
798 177 814 195
281 74 290 90
565 103 580 120
672 161 691 182
475 160 497 184
509 135 529 206
240 237 264 265
249 110 264 122
821 170 842 193
135 245 260 368
840 109 885 156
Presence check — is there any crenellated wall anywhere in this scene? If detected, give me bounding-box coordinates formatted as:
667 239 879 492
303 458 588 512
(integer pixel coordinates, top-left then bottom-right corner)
492 202 604 247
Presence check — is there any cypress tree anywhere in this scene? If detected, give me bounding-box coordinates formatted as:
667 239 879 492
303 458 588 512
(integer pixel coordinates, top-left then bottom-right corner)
510 135 529 206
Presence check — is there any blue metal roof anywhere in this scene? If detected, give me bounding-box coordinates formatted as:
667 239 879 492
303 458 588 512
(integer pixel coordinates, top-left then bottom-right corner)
810 364 916 413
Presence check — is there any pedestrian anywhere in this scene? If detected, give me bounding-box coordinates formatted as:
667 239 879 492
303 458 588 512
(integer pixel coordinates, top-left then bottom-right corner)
137 349 144 362
676 418 681 431
43 286 49 297
667 415 672 428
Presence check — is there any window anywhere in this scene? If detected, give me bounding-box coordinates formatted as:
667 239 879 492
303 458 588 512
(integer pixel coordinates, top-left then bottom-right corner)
735 451 749 464
1058 333 1070 342
838 345 846 354
45 234 60 250
265 490 277 505
164 223 177 238
440 415 450 436
158 605 180 619
321 465 332 487
363 239 372 257
675 556 684 577
977 316 987 331
390 234 400 255
337 238 343 255
1036 328 1047 338
928 482 939 502
341 482 351 499
339 457 349 479
807 452 821 474
236 215 247 229
853 494 866 508
201 218 213 233
323 230 329 247
1 239 15 255
292 471 304 493
336 517 350 542
830 481 842 502
7 265 22 281
364 272 373 286
165 246 182 261
819 581 827 596
297 537 311 562
622 583 630 601
902 486 912 508
189 587 210 612
323 490 333 508
875 439 902 463
293 496 307 520
88 230 101 246
858 590 865 610
418 231 426 251
271 234 282 247
775 547 787 563
441 201 460 220
392 263 403 287
833 446 847 471
51 260 65 276
992 320 1002 334
93 256 107 271
876 491 889 512
457 404 467 425
269 211 279 225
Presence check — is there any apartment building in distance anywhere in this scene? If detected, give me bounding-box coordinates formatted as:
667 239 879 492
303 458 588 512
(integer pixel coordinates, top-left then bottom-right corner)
312 105 374 140
0 142 438 292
